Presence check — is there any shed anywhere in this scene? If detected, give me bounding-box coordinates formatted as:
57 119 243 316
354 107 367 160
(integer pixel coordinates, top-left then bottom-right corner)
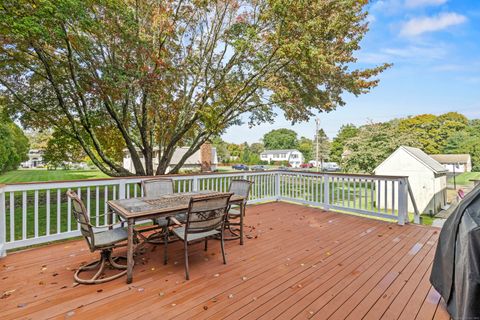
374 146 448 215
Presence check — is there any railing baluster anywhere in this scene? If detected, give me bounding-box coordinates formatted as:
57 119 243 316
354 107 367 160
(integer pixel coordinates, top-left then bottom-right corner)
57 189 61 234
96 186 100 227
34 190 39 238
46 190 50 236
22 191 27 240
9 192 14 241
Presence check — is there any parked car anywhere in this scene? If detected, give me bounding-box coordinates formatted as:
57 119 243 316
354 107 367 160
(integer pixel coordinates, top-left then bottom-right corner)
300 163 313 169
251 165 266 171
277 166 289 171
232 164 249 171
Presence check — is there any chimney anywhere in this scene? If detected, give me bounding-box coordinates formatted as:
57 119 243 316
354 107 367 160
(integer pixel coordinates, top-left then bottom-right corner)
200 143 212 172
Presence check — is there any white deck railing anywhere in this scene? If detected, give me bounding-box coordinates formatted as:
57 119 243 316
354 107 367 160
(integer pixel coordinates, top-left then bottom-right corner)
0 171 417 256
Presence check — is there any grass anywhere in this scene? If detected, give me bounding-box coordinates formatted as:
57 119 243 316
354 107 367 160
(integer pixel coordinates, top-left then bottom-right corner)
448 172 480 186
0 168 108 184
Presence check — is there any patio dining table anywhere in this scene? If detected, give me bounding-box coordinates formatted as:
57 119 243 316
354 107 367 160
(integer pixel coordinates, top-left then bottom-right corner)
107 191 245 284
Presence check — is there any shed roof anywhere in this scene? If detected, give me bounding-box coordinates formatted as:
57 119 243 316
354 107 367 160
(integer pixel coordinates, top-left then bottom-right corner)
429 154 471 164
375 146 448 174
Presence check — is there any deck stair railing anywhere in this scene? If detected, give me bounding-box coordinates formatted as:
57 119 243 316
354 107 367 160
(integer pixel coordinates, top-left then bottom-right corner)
0 171 417 256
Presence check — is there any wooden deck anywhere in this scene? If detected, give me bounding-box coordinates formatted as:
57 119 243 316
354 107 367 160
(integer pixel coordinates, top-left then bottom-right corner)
0 202 449 320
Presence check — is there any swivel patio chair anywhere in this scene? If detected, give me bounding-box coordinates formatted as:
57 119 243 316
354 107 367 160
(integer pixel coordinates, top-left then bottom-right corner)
138 178 186 244
164 193 232 280
225 179 253 244
66 190 128 284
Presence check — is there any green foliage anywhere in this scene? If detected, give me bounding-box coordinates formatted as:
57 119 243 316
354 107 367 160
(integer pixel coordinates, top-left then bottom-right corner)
43 130 86 169
343 121 421 173
0 0 388 176
0 114 29 173
398 112 467 154
298 137 313 161
263 129 298 150
250 143 265 155
444 121 480 170
330 124 359 163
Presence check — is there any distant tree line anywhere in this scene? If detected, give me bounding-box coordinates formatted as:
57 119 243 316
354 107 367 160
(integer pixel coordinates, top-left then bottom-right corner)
333 112 480 173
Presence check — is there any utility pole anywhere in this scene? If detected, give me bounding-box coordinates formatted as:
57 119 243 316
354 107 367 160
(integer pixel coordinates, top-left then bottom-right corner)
315 118 320 172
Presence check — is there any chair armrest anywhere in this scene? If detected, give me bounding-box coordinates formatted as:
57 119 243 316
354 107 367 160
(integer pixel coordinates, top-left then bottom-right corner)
169 216 182 226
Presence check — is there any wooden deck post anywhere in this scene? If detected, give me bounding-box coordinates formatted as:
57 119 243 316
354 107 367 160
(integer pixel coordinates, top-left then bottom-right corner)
397 178 408 225
0 184 6 257
275 172 281 201
323 175 330 210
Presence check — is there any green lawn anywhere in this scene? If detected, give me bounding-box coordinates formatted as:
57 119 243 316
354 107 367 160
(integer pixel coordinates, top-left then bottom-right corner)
448 172 480 186
0 169 108 184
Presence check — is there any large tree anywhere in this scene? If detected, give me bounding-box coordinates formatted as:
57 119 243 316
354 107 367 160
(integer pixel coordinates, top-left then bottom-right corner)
330 124 359 163
0 113 29 173
0 0 388 176
263 128 298 150
343 120 420 173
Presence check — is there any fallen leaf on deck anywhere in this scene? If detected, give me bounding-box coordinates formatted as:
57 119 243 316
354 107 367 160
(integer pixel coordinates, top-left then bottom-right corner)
65 310 75 317
377 234 383 237
171 303 176 307
159 292 165 296
228 294 234 299
203 305 208 310
17 303 27 308
137 287 144 292
241 276 248 281
38 281 45 285
97 289 103 293
52 272 59 277
1 289 15 299
213 273 220 277
151 267 155 271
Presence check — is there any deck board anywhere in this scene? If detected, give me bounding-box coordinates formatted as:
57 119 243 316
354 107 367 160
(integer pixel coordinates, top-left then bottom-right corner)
0 202 450 320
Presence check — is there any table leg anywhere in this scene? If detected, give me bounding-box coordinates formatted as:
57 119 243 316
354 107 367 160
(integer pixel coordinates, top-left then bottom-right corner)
107 207 113 230
127 218 135 284
240 202 244 245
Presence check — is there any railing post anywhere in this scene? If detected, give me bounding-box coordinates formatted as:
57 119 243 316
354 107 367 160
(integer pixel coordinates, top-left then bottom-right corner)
323 175 330 210
0 184 6 257
397 178 408 225
118 179 127 200
192 177 199 192
275 172 281 201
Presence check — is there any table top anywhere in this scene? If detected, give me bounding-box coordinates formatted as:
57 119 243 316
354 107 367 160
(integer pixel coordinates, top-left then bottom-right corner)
108 191 244 219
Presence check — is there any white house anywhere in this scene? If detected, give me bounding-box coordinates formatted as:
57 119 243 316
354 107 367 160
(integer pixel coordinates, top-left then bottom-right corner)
123 144 218 174
374 146 448 215
429 154 472 173
20 149 45 168
260 149 304 168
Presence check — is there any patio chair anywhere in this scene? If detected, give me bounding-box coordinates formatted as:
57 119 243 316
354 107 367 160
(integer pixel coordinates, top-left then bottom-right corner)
225 179 253 244
139 178 186 243
66 190 128 284
164 193 233 280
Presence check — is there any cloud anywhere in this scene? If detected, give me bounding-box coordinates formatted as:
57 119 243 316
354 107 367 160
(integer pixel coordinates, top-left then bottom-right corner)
405 0 447 8
400 12 467 36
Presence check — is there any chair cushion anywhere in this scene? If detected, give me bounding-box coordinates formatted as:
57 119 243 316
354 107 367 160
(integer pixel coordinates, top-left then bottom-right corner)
173 227 220 242
228 208 242 218
94 228 128 247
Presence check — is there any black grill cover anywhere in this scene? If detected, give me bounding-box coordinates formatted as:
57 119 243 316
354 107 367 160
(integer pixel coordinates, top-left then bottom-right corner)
430 185 480 319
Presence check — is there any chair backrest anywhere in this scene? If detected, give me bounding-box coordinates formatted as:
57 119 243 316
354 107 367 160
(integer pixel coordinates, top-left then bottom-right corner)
185 193 233 236
228 179 253 203
66 190 95 250
142 178 174 197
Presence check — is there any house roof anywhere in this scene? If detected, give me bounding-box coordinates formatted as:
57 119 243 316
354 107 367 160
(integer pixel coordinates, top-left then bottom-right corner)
429 154 471 164
261 149 300 155
375 146 448 174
